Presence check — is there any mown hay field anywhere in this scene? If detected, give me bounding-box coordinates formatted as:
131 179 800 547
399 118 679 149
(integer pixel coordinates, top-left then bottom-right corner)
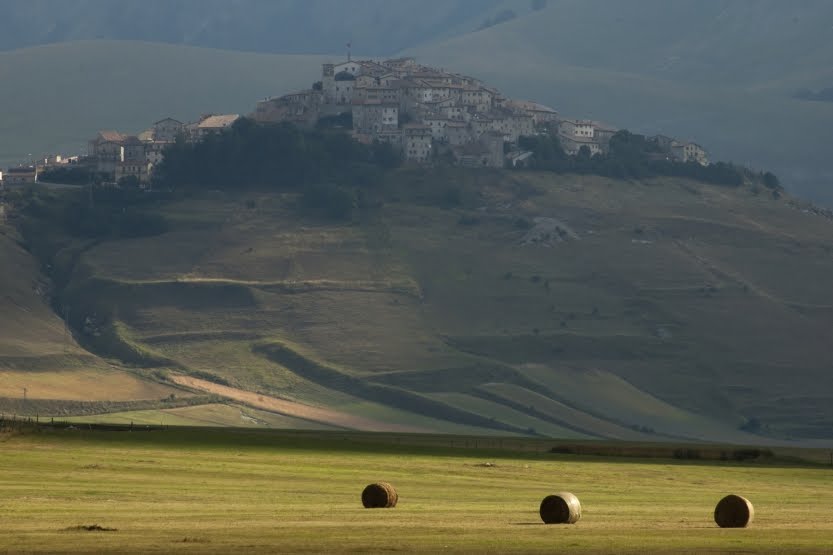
0 428 832 554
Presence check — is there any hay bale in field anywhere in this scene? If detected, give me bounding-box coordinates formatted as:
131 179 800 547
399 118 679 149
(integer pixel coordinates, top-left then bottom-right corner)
539 492 581 524
361 481 398 508
714 494 754 528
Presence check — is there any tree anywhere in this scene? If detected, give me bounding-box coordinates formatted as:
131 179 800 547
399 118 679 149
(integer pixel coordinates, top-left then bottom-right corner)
117 175 141 189
300 183 355 220
762 171 780 189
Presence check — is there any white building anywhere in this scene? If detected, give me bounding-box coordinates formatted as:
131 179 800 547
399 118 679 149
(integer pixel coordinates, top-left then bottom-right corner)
558 119 607 156
89 130 126 177
195 114 241 141
559 119 596 140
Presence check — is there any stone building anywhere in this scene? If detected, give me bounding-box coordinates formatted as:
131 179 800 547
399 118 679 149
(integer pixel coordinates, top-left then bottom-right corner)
254 90 322 127
4 166 38 184
89 131 126 178
671 141 709 165
152 118 184 142
403 124 432 162
195 114 241 141
251 55 708 168
352 99 398 133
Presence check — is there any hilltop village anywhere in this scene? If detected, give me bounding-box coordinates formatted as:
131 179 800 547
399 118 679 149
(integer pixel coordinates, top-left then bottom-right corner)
2 57 708 186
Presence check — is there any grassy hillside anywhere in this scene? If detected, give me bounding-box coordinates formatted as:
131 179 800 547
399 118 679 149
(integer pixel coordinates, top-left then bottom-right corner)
0 207 189 412
408 1 833 204
1 428 832 553
13 169 833 440
0 0 505 56
0 41 327 169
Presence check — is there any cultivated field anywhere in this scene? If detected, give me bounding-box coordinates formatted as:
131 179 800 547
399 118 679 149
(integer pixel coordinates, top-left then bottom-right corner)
0 428 832 554
8 171 833 439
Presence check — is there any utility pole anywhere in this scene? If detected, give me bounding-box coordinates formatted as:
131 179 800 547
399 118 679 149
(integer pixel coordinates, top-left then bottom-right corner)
22 387 27 415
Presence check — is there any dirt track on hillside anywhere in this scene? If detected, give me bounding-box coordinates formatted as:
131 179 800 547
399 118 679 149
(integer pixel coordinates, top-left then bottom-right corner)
171 375 431 433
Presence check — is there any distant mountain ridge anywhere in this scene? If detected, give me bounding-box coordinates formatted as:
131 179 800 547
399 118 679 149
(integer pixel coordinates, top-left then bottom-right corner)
0 0 508 55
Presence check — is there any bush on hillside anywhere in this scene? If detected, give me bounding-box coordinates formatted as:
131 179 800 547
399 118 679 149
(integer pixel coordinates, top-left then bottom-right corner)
38 166 93 185
153 118 396 192
299 183 355 221
518 130 751 187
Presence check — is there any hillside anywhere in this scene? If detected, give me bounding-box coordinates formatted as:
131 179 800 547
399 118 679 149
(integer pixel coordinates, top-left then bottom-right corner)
0 206 194 415
10 170 833 441
0 0 506 55
0 41 327 169
409 0 833 205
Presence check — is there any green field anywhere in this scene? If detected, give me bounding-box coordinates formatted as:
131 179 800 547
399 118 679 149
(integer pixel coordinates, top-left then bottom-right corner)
1 428 832 553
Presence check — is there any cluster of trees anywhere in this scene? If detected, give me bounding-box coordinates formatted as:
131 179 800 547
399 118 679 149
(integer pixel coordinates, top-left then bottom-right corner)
37 166 93 185
154 118 401 191
19 186 171 240
153 118 402 220
518 130 778 189
148 119 780 223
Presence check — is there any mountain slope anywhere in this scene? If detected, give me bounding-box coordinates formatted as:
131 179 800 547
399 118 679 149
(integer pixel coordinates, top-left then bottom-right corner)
14 171 833 440
0 0 503 55
0 208 188 412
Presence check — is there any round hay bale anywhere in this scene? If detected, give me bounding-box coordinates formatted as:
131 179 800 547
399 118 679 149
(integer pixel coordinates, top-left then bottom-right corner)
714 494 754 528
361 481 398 508
539 492 582 524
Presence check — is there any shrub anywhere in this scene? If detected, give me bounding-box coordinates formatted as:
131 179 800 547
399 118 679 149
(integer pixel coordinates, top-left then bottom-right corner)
300 183 355 220
673 448 702 460
457 214 480 226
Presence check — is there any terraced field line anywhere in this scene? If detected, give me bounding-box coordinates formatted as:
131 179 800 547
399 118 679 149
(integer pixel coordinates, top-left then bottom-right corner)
170 375 431 433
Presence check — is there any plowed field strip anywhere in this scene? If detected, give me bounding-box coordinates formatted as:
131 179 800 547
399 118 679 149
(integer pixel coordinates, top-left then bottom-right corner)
170 375 431 433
